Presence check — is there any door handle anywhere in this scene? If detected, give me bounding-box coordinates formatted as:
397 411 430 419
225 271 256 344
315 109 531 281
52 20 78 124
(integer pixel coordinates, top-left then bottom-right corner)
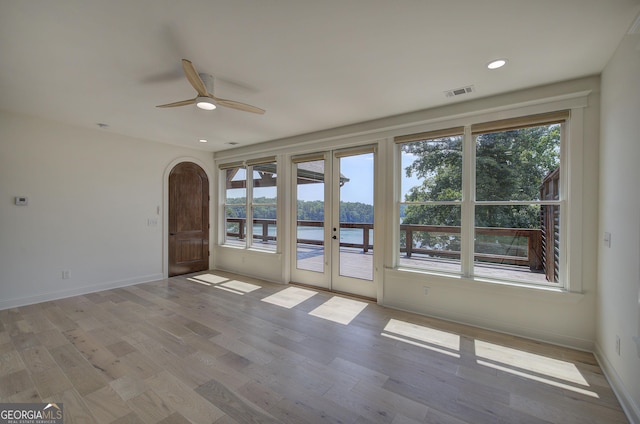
332 235 337 239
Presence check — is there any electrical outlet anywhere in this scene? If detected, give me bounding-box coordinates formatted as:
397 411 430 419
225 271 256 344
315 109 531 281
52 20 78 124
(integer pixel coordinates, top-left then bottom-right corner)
62 270 70 280
615 335 621 355
423 286 430 296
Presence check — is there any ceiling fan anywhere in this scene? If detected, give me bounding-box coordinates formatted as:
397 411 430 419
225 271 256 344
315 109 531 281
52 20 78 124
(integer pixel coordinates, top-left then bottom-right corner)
156 59 265 114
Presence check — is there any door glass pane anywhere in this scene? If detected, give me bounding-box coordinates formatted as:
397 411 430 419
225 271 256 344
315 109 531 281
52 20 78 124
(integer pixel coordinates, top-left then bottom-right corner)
338 153 374 281
296 160 325 273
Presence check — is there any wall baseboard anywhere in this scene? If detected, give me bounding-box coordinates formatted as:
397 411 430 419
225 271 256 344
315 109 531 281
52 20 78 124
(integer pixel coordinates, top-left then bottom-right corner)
594 343 640 424
384 299 595 352
0 273 164 311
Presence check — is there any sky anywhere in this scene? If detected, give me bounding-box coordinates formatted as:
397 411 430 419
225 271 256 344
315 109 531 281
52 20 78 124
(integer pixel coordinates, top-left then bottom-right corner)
309 152 420 204
297 154 375 204
229 152 420 204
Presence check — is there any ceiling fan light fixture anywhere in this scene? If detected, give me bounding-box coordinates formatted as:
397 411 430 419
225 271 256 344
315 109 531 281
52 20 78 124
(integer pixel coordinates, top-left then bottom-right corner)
196 96 216 110
487 58 507 70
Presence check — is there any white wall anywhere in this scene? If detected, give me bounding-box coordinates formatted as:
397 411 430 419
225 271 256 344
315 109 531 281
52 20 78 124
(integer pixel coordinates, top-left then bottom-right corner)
382 81 600 351
0 111 214 309
215 76 601 351
597 32 640 422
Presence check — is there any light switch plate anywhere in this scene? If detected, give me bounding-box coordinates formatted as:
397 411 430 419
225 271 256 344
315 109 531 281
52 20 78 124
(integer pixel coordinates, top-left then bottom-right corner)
15 196 28 206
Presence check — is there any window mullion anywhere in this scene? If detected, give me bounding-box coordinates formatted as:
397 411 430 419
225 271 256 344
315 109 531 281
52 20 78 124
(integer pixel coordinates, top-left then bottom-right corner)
559 121 572 290
246 166 254 249
461 126 475 278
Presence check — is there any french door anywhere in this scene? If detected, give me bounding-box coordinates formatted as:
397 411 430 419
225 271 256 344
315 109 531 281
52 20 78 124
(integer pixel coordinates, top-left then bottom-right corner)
290 146 376 298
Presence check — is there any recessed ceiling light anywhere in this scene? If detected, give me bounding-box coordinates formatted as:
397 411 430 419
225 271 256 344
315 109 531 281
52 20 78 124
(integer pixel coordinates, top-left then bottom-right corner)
199 139 208 143
487 59 507 70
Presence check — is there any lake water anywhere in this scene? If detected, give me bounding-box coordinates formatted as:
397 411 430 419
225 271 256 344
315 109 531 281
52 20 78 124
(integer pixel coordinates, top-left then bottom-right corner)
254 225 373 245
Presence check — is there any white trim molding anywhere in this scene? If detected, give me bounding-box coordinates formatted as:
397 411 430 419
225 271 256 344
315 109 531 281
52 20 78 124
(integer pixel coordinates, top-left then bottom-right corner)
594 343 640 424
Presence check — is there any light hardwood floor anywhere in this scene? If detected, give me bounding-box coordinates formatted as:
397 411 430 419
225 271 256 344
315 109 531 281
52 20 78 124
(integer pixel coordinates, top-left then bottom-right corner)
0 271 629 424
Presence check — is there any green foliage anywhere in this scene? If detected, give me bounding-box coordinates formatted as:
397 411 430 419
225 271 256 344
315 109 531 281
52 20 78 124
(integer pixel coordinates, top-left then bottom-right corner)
475 127 560 203
298 200 374 223
401 125 560 252
339 202 374 223
402 136 463 229
297 200 325 221
225 198 374 223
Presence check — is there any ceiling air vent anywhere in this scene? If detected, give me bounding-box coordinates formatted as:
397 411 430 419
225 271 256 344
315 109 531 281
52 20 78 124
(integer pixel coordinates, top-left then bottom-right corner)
445 85 475 98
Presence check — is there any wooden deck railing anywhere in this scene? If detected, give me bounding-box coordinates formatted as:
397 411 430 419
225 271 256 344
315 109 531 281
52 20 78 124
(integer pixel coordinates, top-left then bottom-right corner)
540 167 560 282
225 218 542 271
400 224 542 271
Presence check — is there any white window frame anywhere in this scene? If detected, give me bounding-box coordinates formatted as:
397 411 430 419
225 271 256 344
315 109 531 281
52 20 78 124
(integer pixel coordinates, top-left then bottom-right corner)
247 157 278 251
396 127 465 275
219 158 279 252
393 98 587 294
468 114 567 287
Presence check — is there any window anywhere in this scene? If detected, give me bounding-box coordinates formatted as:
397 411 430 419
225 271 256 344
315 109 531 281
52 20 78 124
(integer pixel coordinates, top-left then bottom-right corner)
398 127 464 274
220 157 278 251
249 159 278 251
396 111 568 287
222 162 247 247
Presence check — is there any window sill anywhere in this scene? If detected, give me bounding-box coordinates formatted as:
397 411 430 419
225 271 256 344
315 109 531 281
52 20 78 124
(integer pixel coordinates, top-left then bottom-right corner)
217 244 279 255
387 267 585 303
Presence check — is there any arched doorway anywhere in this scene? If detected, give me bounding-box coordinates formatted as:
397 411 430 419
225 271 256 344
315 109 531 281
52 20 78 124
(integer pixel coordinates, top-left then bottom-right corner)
168 162 209 276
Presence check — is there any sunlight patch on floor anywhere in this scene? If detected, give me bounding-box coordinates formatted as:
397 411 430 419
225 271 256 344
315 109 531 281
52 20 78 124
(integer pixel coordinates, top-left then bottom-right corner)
261 287 318 308
192 274 230 284
187 278 212 286
382 319 461 358
474 340 598 398
477 360 598 398
308 296 368 325
220 280 262 293
214 285 245 295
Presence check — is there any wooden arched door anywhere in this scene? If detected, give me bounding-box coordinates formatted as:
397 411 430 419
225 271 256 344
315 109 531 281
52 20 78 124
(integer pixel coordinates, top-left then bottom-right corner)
168 162 209 276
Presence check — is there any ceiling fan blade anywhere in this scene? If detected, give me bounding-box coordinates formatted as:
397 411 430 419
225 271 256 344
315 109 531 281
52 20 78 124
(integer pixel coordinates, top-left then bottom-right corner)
214 97 266 114
156 98 196 108
182 59 208 96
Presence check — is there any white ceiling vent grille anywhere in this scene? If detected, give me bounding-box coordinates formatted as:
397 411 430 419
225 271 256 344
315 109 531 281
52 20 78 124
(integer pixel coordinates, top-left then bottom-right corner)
445 85 475 98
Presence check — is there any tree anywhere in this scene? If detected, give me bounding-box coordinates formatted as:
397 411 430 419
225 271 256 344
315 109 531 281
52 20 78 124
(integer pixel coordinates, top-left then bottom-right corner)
474 126 560 228
297 200 374 223
403 136 463 228
401 125 560 252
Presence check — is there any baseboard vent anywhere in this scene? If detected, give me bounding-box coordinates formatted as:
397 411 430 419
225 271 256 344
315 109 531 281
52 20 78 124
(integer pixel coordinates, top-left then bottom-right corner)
445 85 475 98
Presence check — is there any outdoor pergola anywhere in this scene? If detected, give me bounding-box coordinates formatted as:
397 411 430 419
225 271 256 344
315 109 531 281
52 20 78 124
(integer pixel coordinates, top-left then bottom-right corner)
225 161 349 188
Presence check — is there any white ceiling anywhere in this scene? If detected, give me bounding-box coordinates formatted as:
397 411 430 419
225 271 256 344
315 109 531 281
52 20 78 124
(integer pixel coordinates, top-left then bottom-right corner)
1 0 639 152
